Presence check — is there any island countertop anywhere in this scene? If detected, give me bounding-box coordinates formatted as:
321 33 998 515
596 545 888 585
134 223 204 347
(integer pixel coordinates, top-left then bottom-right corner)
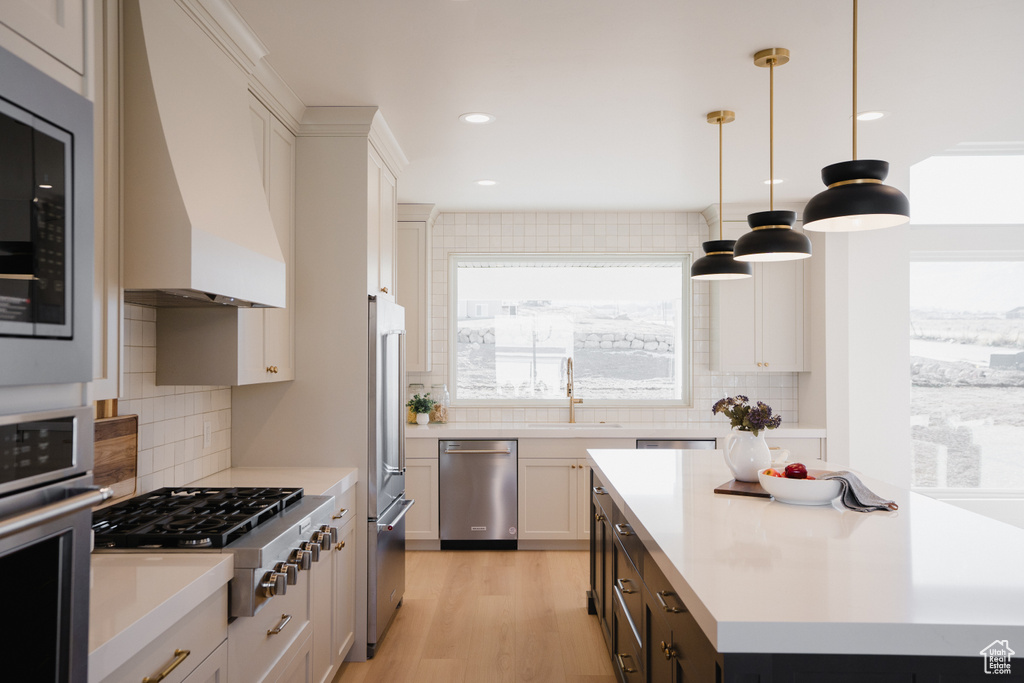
586 449 1024 658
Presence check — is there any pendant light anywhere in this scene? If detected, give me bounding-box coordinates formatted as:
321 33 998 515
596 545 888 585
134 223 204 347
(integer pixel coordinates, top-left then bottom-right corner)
691 111 753 281
803 0 909 232
734 48 812 262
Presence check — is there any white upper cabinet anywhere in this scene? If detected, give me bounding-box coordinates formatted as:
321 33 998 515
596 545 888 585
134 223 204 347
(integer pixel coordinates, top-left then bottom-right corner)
0 0 87 93
708 209 808 373
368 145 397 298
396 204 433 373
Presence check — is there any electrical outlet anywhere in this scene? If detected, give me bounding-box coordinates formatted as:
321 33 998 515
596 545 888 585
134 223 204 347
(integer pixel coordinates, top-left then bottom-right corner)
203 421 212 449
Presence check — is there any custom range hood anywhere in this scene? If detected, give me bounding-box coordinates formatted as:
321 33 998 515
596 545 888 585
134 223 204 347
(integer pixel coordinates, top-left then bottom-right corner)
122 0 285 308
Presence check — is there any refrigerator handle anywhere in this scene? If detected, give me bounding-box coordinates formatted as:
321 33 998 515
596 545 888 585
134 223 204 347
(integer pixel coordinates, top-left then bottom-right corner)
386 329 407 475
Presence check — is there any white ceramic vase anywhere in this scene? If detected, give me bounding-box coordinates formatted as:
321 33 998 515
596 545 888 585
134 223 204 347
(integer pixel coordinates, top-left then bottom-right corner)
724 430 771 482
415 412 429 425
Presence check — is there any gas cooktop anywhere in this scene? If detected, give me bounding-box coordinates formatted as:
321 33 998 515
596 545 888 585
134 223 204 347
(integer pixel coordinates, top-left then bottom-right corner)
91 486 304 550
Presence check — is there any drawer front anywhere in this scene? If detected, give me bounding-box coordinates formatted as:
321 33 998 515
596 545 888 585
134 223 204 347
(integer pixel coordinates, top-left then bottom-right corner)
614 545 643 649
612 507 643 575
612 590 644 683
331 486 355 526
228 569 311 683
644 552 715 674
102 588 227 683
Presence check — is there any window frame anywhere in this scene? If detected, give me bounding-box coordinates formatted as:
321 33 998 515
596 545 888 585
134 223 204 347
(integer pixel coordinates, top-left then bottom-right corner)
447 252 693 408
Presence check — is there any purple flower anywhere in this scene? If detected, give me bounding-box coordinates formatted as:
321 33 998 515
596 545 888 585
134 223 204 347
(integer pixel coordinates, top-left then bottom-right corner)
712 395 782 436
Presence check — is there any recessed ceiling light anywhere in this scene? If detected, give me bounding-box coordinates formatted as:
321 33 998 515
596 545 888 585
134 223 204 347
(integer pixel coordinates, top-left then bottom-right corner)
763 178 784 185
459 112 495 124
856 110 886 121
475 180 497 186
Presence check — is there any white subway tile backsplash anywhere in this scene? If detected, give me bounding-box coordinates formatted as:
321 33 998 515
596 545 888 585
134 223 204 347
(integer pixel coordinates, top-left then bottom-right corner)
120 304 231 495
412 211 799 428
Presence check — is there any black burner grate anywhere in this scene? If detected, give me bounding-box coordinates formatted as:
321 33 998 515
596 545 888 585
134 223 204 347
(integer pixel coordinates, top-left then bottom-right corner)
91 486 304 549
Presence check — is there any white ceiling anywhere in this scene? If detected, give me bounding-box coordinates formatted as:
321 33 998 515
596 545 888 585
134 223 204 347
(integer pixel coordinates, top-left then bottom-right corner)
228 0 1024 213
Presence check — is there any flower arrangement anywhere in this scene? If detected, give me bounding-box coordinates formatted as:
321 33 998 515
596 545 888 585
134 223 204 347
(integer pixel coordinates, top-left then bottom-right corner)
406 393 435 414
712 395 782 436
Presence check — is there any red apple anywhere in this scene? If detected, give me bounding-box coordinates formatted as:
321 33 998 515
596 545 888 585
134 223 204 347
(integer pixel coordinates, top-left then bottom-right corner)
784 463 808 479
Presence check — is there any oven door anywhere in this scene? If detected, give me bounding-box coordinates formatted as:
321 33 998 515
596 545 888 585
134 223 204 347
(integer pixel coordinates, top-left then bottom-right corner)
0 476 108 683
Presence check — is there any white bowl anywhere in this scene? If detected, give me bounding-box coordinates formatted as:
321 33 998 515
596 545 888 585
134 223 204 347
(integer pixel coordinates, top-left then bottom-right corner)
758 468 842 506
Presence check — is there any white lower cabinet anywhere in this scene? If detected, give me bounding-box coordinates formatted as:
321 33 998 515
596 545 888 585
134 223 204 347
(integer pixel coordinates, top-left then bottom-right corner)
405 457 439 541
228 569 310 683
332 521 357 663
310 537 334 683
99 587 228 683
518 458 579 541
264 629 312 683
184 641 228 683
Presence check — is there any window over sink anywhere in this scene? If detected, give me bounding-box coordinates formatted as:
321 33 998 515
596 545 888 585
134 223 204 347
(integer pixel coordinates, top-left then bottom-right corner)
449 253 691 405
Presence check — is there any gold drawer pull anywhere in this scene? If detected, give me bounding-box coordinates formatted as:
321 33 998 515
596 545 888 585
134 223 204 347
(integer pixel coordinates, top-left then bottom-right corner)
615 653 638 674
142 649 190 683
615 578 637 595
332 508 348 520
336 540 346 550
614 523 632 536
660 640 678 660
267 613 293 636
656 590 686 614
594 512 605 521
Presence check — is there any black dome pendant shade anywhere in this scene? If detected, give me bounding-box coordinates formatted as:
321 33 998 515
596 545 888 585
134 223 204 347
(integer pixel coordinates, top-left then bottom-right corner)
734 210 811 262
803 1 909 232
690 110 752 280
804 159 910 232
692 239 753 279
737 47 812 263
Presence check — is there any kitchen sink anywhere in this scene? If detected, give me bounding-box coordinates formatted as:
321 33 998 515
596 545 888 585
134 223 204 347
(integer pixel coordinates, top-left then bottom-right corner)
526 423 623 428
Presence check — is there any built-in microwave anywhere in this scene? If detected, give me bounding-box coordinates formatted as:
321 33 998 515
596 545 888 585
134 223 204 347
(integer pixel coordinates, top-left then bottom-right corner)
0 45 93 387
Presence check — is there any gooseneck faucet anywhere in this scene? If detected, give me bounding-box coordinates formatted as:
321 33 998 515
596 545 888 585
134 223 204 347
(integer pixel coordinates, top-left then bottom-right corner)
566 357 582 423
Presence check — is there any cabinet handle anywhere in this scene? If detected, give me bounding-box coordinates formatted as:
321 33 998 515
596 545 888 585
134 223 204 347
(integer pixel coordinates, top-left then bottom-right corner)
757 362 763 367
656 590 686 614
614 523 632 537
660 640 678 660
615 578 637 595
141 649 190 683
266 365 278 373
333 508 348 519
336 540 346 551
764 362 769 367
594 513 605 522
267 613 293 636
615 653 638 674
380 287 389 294
592 486 608 495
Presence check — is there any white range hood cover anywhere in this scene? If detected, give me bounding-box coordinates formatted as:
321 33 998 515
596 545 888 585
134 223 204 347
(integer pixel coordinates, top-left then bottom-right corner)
122 0 285 308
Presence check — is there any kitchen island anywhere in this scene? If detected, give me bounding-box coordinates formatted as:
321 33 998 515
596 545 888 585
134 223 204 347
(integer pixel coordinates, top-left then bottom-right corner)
587 449 1024 681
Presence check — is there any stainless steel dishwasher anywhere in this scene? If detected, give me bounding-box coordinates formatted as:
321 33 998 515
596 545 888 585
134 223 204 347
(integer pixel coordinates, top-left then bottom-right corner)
636 439 717 449
439 440 518 550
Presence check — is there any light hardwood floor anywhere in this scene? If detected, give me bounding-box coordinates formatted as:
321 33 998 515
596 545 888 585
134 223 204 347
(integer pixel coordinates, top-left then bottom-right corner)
334 550 616 683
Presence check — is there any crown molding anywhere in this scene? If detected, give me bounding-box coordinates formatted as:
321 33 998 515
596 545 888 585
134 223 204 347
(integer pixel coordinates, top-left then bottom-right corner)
299 107 409 176
397 203 437 223
176 0 267 75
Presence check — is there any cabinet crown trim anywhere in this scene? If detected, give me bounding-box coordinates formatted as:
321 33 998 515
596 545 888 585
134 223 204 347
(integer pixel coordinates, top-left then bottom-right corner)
177 0 268 74
298 106 409 175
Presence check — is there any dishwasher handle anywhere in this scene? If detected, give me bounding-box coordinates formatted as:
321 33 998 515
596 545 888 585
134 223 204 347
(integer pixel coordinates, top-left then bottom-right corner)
442 447 512 455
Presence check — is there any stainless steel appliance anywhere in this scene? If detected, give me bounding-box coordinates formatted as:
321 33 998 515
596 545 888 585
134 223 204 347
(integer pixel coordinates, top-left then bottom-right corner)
92 487 338 618
636 439 717 449
439 440 518 550
367 295 414 657
0 44 93 387
0 407 109 683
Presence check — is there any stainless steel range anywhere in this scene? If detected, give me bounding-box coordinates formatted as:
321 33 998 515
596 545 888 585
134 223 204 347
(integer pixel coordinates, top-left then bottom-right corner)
92 487 337 617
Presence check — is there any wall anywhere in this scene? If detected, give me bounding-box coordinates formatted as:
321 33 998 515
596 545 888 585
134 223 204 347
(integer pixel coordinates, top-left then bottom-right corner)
117 304 232 493
408 211 801 427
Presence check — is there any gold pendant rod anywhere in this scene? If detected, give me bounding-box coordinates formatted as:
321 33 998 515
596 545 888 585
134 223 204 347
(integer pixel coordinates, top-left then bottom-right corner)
769 57 775 210
852 0 858 160
718 117 724 240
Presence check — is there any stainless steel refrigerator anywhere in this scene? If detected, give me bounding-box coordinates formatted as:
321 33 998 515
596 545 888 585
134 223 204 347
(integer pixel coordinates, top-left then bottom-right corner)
367 295 414 658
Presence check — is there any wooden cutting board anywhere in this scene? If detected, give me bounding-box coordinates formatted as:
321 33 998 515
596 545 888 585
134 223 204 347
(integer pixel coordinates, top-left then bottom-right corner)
94 415 138 500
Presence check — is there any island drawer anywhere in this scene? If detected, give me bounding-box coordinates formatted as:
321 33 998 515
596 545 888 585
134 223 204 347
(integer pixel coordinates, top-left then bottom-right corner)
612 507 643 574
644 552 716 678
614 543 644 647
612 587 644 682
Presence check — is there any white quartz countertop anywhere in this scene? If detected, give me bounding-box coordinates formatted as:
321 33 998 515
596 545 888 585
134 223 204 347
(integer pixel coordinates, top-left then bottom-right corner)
88 466 357 679
88 554 233 682
587 449 1024 657
188 466 358 496
406 422 825 440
